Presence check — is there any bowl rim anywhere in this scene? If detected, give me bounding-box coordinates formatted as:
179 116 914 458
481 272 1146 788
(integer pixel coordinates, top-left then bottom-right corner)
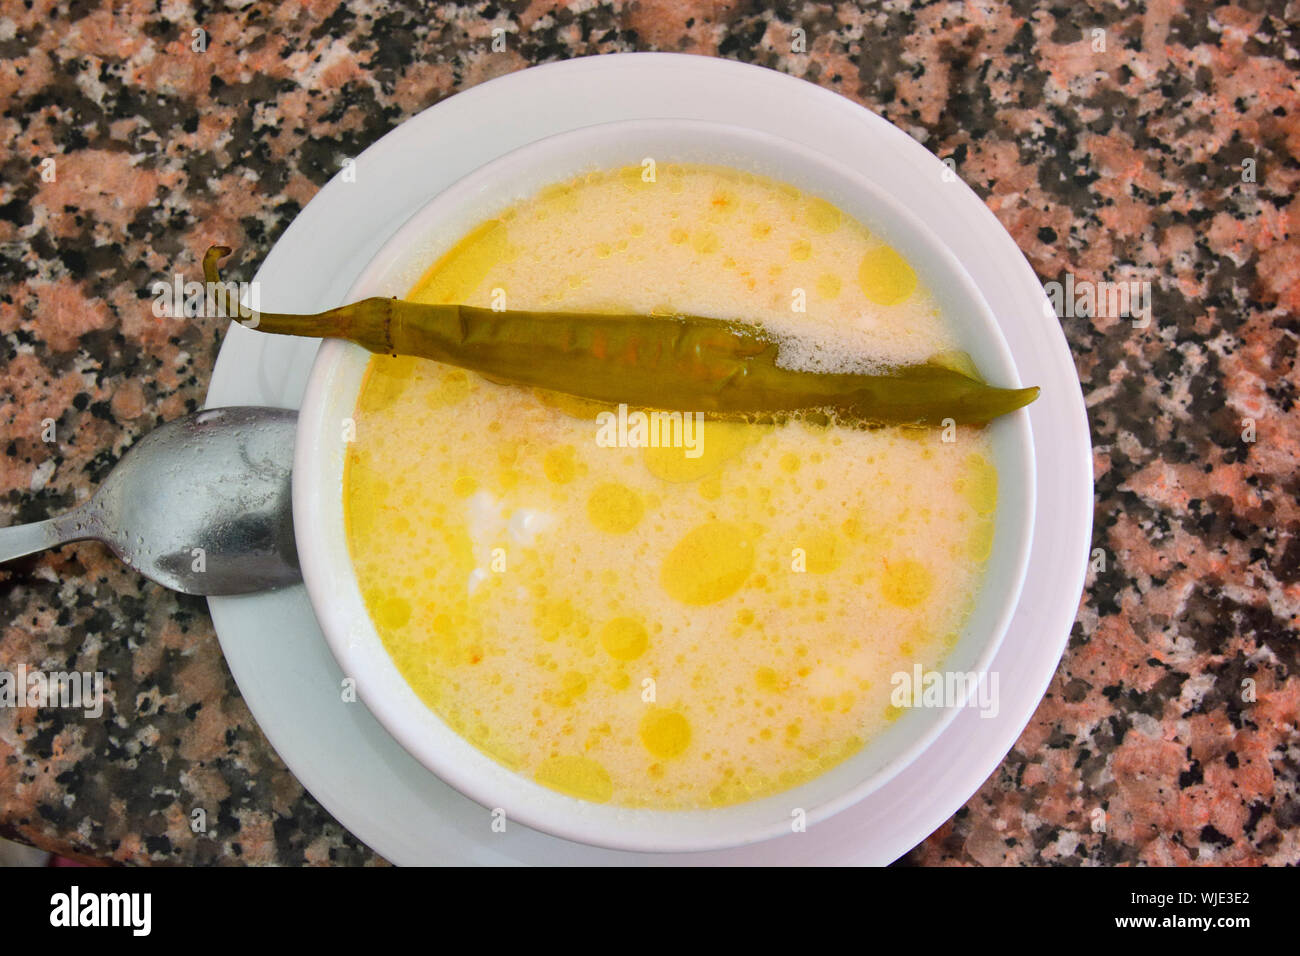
293 116 1037 852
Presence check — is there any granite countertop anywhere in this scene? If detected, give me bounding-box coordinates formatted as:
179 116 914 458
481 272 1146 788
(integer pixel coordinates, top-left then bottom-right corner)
1 2 1296 866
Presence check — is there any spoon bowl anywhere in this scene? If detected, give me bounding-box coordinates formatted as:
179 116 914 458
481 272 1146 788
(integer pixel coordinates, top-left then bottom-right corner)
0 406 300 595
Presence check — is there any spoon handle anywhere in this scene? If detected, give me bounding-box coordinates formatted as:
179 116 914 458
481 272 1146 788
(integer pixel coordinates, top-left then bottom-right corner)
0 509 98 564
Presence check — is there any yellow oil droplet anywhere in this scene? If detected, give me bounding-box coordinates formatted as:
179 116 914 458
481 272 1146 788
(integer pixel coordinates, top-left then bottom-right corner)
640 708 691 758
697 473 723 500
968 516 995 560
434 520 476 583
780 452 800 474
472 733 523 771
356 354 420 414
595 242 612 259
804 197 843 234
373 594 411 630
881 558 934 608
452 474 477 498
537 599 577 642
692 230 720 254
618 164 646 188
755 667 787 693
409 218 508 304
629 222 645 237
816 273 842 300
534 755 613 803
544 670 588 707
708 778 749 807
961 452 998 515
643 420 752 482
858 244 917 305
587 482 644 533
425 368 472 408
751 221 772 240
600 617 649 661
670 227 688 245
536 181 579 212
543 445 577 484
790 239 812 261
496 439 522 467
803 528 842 573
662 521 755 605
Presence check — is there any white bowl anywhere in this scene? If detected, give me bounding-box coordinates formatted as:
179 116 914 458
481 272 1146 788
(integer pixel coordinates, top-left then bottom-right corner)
293 118 1036 852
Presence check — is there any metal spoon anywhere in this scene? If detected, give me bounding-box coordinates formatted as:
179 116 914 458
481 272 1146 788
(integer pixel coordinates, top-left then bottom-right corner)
0 406 300 595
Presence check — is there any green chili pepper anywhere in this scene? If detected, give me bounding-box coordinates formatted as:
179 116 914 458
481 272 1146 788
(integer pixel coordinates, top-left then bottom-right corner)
204 246 1037 426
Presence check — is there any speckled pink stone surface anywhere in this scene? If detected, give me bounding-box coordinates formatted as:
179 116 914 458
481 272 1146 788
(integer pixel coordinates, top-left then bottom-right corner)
0 1 1296 865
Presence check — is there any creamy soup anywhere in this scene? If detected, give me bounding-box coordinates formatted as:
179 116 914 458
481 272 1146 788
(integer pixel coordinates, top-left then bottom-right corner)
344 164 997 809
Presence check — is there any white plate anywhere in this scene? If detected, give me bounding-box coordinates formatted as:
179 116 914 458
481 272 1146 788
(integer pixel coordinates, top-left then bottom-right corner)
205 53 1092 865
